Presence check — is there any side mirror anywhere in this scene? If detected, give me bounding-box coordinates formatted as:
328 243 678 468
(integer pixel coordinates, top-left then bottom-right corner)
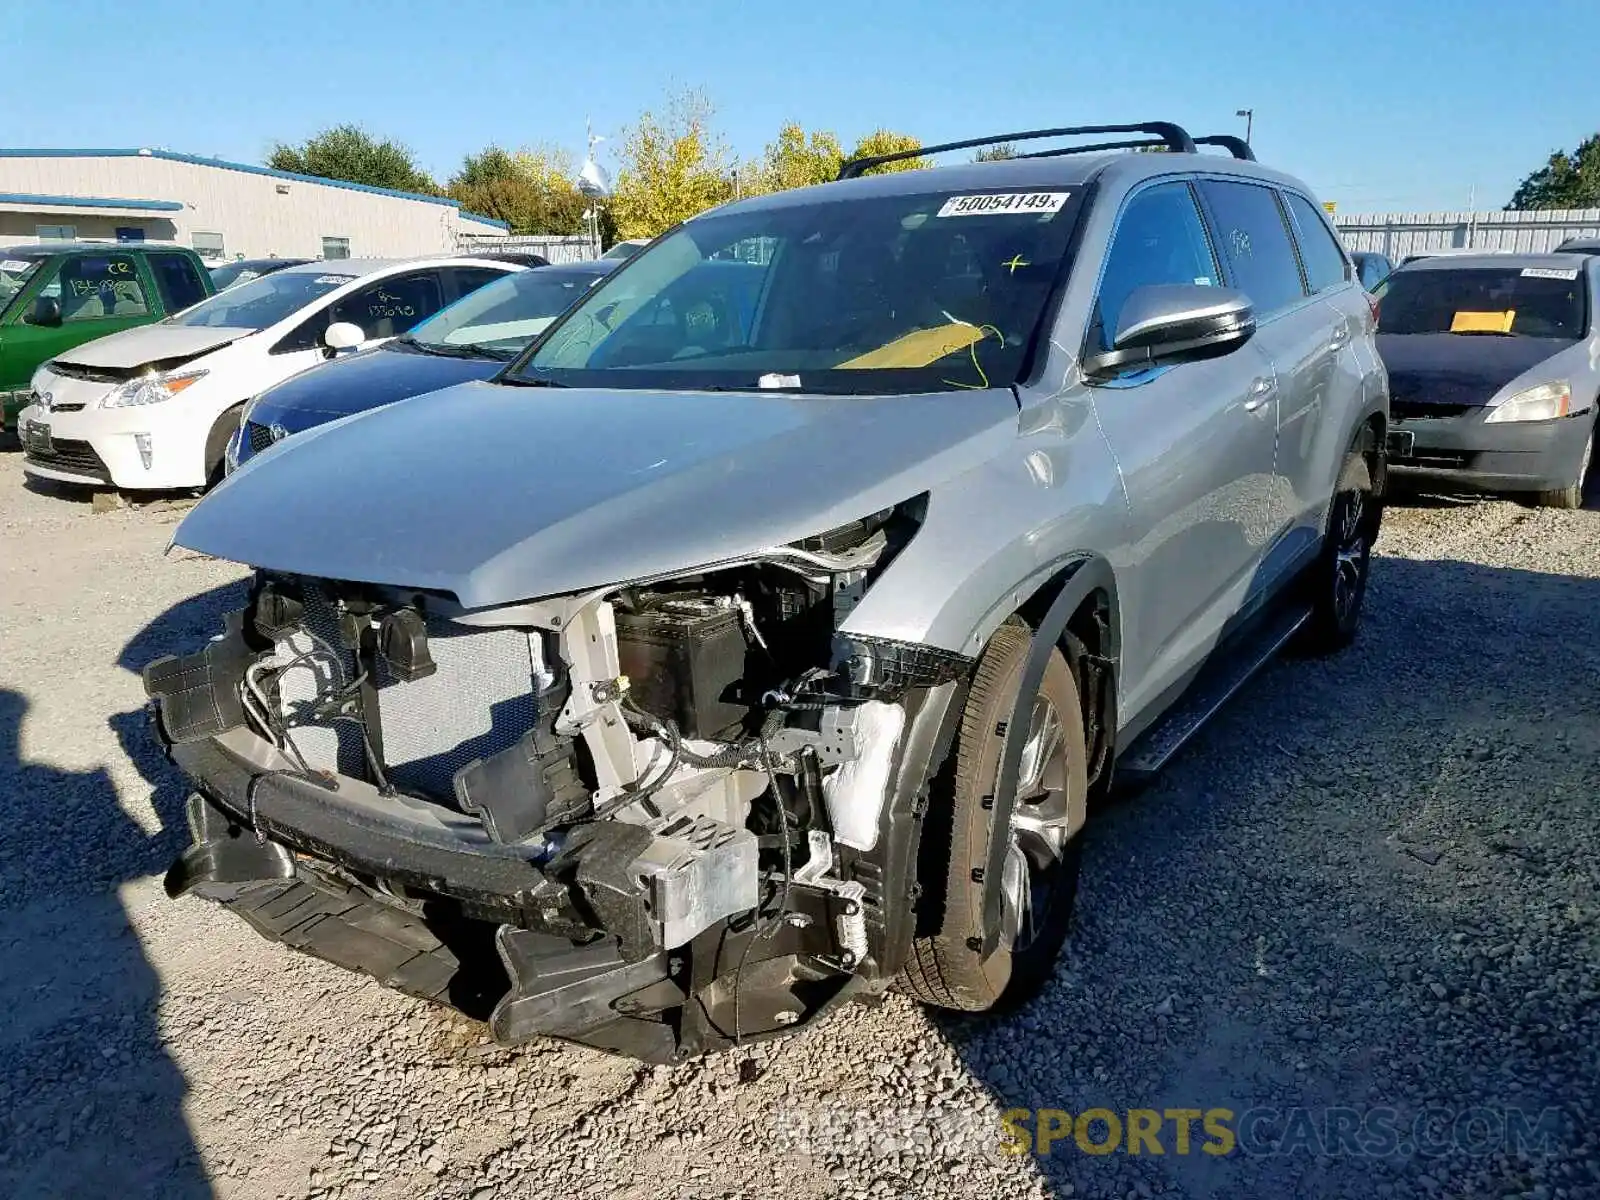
323 321 365 352
1084 284 1254 380
28 295 62 328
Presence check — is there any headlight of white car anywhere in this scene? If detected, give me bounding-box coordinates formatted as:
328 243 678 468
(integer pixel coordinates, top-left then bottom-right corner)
1485 380 1571 423
100 368 209 409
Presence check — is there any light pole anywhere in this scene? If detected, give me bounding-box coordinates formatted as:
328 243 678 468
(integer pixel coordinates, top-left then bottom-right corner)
1236 108 1254 147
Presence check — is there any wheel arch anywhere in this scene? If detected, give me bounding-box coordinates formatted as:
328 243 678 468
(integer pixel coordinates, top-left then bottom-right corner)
865 553 1122 982
204 401 246 483
1333 406 1388 518
974 553 1120 959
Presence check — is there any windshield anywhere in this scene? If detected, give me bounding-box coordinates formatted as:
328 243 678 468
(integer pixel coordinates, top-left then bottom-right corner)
1377 267 1588 338
512 188 1081 394
404 269 606 358
169 269 356 329
0 255 45 313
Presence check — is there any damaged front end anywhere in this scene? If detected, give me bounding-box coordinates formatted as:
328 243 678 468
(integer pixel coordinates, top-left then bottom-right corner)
149 499 972 1060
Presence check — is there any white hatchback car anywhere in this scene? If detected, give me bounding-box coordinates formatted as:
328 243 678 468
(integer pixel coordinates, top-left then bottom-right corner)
19 256 518 490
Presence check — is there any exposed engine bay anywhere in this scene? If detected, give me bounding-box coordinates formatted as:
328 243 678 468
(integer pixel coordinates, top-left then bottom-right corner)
148 499 978 1060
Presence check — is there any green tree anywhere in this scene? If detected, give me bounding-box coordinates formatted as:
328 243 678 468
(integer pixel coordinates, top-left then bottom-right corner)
974 142 1018 162
847 129 928 175
610 89 734 239
446 144 585 235
268 125 440 194
754 123 845 193
1507 134 1600 210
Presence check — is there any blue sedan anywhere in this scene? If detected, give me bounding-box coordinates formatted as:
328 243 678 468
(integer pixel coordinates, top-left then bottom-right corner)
229 259 616 470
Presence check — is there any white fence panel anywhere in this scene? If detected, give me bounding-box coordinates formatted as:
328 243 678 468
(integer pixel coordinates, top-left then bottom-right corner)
456 233 597 263
1335 209 1600 261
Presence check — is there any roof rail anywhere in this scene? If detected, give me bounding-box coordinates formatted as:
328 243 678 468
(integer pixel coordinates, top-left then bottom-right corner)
836 122 1198 179
1194 134 1256 161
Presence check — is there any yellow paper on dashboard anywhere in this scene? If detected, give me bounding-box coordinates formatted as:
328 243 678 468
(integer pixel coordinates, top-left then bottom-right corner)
1450 310 1515 334
838 323 987 369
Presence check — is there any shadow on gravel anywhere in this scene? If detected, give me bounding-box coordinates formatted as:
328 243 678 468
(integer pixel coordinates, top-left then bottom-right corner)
19 474 102 504
115 580 252 844
0 688 212 1199
940 555 1600 1200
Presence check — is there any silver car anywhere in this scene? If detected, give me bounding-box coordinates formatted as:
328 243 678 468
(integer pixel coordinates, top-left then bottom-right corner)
147 123 1387 1060
1376 252 1599 507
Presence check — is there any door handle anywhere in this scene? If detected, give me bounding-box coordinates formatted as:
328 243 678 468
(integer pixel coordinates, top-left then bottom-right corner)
1329 326 1350 351
1244 377 1276 412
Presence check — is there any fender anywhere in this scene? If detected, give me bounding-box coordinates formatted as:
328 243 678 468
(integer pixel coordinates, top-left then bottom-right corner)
978 552 1117 957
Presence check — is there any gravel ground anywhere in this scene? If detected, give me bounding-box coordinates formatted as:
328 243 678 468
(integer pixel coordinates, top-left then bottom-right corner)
1 453 1597 1200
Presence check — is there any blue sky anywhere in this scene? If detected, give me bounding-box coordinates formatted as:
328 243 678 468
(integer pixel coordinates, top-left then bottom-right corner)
5 0 1593 213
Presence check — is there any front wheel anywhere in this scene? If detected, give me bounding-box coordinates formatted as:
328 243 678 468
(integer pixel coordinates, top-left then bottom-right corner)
900 620 1088 1013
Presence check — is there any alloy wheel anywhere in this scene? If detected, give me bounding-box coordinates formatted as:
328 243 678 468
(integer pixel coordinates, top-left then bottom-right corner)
1332 490 1368 626
998 694 1073 952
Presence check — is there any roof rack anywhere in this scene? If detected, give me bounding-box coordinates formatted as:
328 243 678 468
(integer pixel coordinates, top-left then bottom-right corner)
836 122 1198 179
1194 134 1255 161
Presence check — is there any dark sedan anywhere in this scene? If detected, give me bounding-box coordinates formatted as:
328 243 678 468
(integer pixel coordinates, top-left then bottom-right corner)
1376 253 1600 507
229 259 615 470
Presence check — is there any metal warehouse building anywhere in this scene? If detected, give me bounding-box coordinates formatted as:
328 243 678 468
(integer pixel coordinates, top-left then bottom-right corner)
0 149 507 263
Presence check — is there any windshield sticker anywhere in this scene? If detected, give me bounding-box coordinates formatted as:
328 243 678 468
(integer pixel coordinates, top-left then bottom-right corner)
758 373 801 389
1 260 33 273
936 192 1069 218
314 274 356 285
1522 267 1579 280
1451 310 1515 334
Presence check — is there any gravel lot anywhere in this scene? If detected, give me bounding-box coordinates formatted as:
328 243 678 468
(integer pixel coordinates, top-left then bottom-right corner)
1 452 1597 1200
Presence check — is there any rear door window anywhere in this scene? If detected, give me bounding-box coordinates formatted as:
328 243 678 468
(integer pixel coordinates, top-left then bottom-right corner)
1197 179 1308 318
149 253 209 314
330 272 446 340
1089 181 1220 352
1283 193 1351 294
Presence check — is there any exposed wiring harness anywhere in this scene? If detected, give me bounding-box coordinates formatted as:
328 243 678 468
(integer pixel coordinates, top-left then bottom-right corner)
242 623 396 820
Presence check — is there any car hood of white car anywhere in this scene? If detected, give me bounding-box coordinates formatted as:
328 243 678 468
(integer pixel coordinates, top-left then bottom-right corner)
53 324 254 372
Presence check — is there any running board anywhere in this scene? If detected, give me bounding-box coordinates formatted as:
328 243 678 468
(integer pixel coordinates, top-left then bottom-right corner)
1117 606 1310 780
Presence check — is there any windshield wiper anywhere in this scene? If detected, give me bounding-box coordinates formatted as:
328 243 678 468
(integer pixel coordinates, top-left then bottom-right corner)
393 335 513 360
501 374 568 387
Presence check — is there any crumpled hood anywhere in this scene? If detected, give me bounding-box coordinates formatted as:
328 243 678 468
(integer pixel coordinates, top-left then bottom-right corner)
1377 333 1574 408
246 344 501 427
55 324 251 371
177 380 1019 607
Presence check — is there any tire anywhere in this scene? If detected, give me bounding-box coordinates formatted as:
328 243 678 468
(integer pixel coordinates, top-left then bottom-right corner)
204 404 244 490
1298 478 1379 656
901 620 1088 1013
1536 424 1593 510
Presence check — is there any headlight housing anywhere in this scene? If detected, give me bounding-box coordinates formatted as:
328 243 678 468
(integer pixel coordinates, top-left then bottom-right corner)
1485 380 1571 423
100 368 208 409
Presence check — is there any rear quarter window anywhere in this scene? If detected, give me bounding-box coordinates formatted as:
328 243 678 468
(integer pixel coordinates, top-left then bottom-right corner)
1284 192 1350 294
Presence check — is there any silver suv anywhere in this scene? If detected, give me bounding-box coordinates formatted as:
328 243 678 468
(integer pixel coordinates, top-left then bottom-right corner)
149 123 1387 1061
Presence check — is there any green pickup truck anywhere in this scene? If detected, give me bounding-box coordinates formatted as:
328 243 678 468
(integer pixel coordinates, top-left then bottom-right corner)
0 243 215 435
